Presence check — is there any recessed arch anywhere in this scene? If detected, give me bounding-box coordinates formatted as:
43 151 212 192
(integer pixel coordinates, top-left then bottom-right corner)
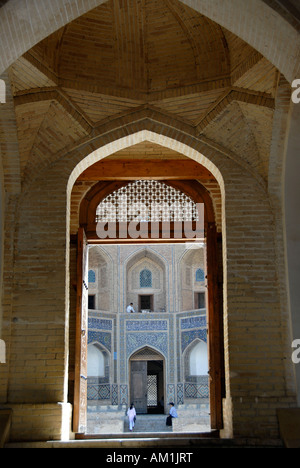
182 338 209 401
68 129 226 196
0 0 298 443
88 245 114 312
87 343 106 377
185 338 208 377
129 346 166 362
78 178 217 242
125 247 167 313
68 128 225 243
129 346 166 414
71 130 225 429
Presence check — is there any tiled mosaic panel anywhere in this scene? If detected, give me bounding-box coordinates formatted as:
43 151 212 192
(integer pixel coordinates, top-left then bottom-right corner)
184 382 209 398
177 383 184 404
126 332 168 357
167 384 175 404
88 330 111 351
181 328 207 352
88 317 112 330
181 316 206 329
112 384 118 405
120 385 128 405
87 384 110 400
126 320 168 331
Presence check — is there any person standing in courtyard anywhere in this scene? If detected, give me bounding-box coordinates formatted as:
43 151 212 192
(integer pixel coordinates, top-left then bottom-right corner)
127 403 136 431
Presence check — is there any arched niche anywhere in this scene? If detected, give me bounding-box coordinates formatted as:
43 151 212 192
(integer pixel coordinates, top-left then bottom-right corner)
87 343 105 378
125 248 167 313
179 246 207 312
183 339 209 401
88 246 112 312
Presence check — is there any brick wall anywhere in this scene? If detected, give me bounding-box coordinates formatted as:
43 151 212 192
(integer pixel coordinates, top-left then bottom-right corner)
0 119 295 440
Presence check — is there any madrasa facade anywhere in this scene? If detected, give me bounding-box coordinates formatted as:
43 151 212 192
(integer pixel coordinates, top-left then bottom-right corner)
86 243 208 416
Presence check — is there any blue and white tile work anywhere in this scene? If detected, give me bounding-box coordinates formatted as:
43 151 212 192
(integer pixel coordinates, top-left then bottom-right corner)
88 315 113 352
88 317 112 330
181 315 206 330
126 331 168 357
88 331 112 352
181 328 207 352
126 320 168 331
87 244 209 410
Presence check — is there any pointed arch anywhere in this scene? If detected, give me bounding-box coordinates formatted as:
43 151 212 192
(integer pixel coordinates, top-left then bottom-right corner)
129 346 165 362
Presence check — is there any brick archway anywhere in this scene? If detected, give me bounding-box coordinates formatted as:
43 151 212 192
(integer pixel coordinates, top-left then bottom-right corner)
3 103 288 440
0 0 298 444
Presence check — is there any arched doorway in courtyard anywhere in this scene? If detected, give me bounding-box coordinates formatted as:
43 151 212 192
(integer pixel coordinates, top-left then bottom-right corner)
129 347 165 415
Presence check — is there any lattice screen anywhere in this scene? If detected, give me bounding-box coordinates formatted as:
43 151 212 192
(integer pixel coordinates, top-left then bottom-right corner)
96 180 199 222
147 374 158 407
131 347 163 361
140 269 152 288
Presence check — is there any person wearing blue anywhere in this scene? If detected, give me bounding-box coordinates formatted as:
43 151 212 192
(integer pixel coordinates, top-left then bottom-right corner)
166 402 178 426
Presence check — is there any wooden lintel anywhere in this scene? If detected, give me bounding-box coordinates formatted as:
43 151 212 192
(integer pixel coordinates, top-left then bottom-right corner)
87 237 205 245
77 159 215 181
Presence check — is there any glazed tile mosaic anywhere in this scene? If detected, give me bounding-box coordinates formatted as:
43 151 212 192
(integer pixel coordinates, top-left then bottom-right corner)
87 244 209 409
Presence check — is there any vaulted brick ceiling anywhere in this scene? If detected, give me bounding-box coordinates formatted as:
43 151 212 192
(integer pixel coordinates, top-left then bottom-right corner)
8 0 278 186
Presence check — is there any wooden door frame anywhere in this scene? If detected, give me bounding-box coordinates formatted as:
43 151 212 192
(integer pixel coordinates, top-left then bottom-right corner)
74 179 224 432
73 227 89 434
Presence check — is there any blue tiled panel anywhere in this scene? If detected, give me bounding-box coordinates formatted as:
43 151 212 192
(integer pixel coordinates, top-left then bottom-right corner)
181 329 207 352
87 384 110 400
126 320 168 331
88 331 112 352
184 381 209 398
126 332 168 357
88 317 112 330
181 316 206 329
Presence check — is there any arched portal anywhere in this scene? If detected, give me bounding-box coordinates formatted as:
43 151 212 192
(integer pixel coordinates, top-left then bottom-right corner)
129 347 165 414
0 0 296 444
73 154 224 435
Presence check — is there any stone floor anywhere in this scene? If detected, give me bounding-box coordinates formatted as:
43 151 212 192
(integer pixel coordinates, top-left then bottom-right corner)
123 414 173 433
87 402 211 435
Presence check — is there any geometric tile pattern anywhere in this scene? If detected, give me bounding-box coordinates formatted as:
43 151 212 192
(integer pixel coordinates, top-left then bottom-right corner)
87 384 110 400
126 320 168 331
88 330 112 352
184 381 209 398
120 385 128 405
181 315 206 329
112 384 118 405
181 328 207 352
167 384 175 404
126 332 168 357
88 317 112 330
177 383 184 404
